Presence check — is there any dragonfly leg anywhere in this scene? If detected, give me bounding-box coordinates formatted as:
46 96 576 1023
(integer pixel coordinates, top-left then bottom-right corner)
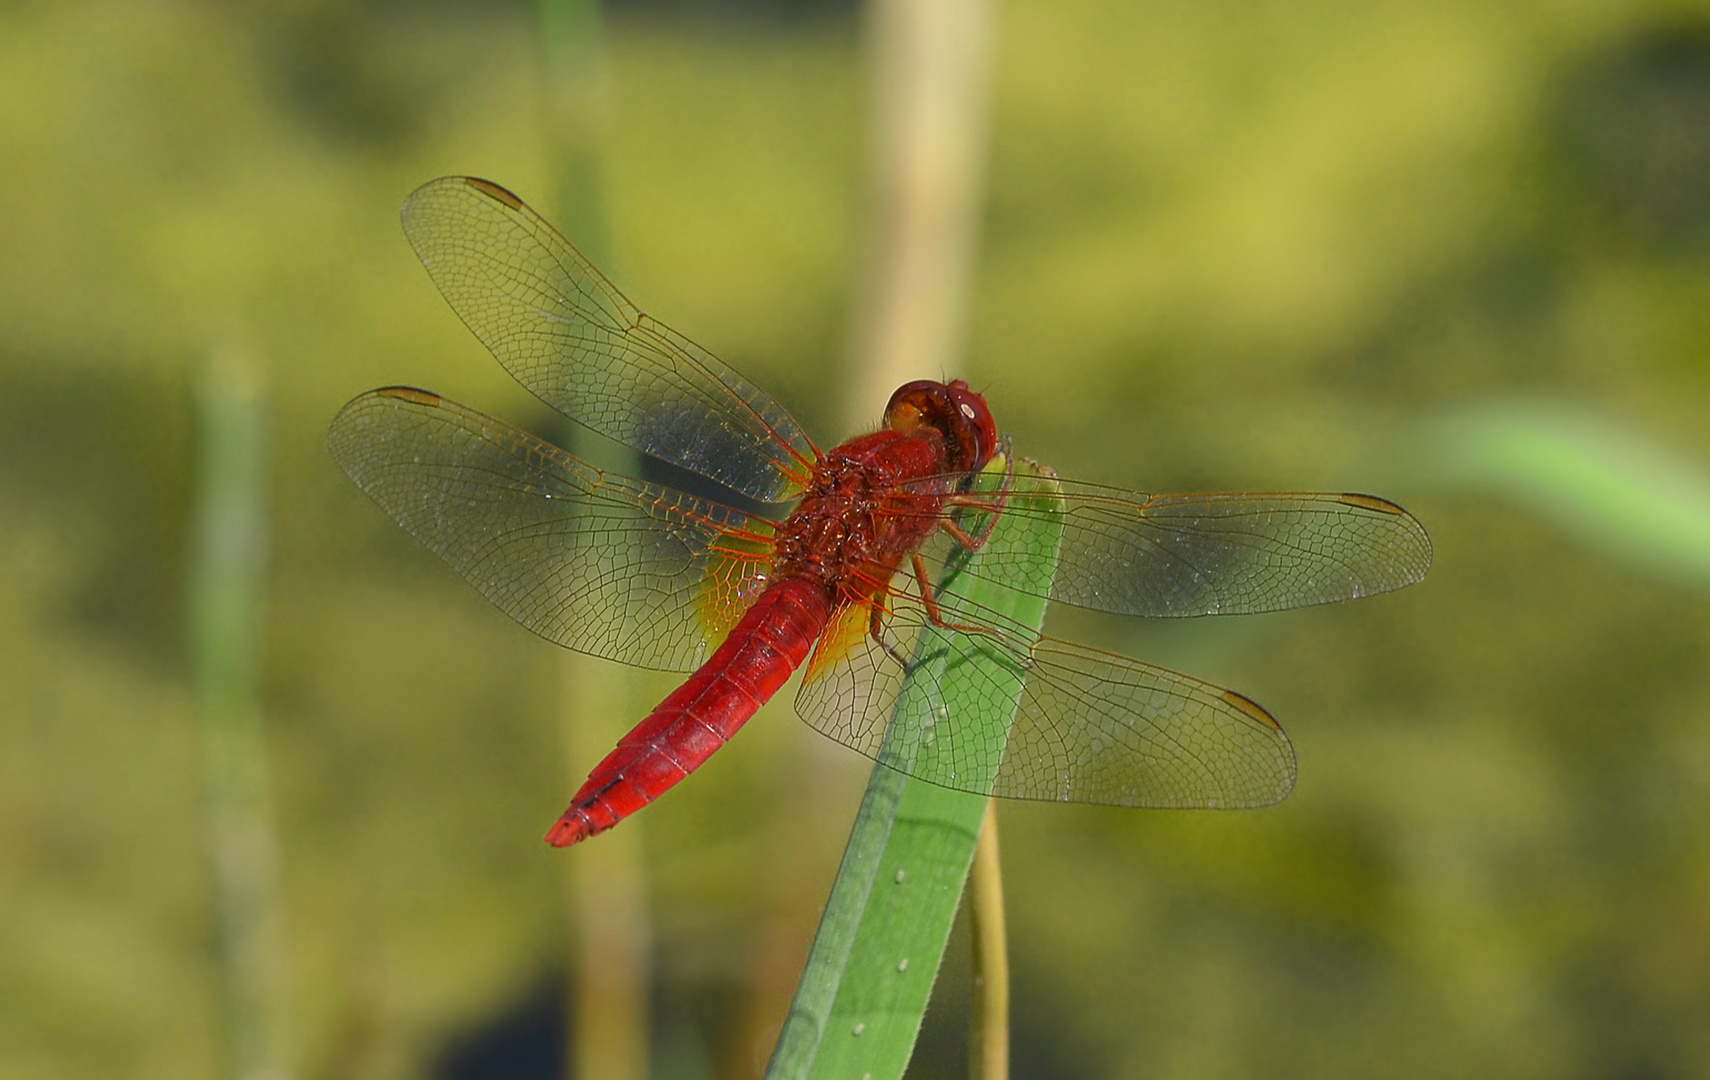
941 434 1016 552
911 554 1002 638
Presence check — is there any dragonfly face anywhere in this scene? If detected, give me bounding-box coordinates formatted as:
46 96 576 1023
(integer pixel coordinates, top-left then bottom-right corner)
884 379 999 475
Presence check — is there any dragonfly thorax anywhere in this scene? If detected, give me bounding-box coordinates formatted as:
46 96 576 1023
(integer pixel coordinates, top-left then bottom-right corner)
770 429 957 600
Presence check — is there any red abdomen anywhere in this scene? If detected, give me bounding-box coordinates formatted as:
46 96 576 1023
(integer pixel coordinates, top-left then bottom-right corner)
546 575 835 847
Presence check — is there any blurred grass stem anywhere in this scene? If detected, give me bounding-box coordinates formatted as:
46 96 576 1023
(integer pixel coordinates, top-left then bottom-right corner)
191 344 291 1080
559 657 652 1080
968 800 1009 1080
848 0 1001 1069
845 0 992 427
537 5 651 1080
739 0 997 1062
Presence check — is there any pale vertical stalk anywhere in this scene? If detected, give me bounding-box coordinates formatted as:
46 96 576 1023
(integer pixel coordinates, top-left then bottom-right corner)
968 800 1009 1080
560 657 652 1080
847 0 1003 1069
844 0 993 429
191 343 292 1080
537 5 651 1080
743 0 996 1064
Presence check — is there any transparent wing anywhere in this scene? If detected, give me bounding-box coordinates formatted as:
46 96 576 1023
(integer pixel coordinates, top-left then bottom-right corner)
400 176 818 503
327 387 776 672
900 480 1432 618
795 595 1296 808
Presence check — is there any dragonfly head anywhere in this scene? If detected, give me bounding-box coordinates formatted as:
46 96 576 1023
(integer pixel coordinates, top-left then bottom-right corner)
883 379 998 474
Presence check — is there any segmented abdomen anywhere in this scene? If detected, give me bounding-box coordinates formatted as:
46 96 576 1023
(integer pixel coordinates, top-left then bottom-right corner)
546 575 834 847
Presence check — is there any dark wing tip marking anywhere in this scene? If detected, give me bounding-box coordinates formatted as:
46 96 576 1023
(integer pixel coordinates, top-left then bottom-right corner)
375 386 443 407
1339 492 1408 515
462 176 526 210
1221 689 1282 730
1339 492 1434 581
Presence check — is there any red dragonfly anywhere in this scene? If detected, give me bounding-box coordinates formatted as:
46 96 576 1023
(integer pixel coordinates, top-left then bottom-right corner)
328 177 1431 847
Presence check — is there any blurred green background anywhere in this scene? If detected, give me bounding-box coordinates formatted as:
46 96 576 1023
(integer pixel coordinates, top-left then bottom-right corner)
5 0 1710 1078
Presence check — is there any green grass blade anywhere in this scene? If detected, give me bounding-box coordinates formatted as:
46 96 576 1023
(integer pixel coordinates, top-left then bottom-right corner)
190 349 292 1080
766 458 1064 1080
1419 399 1710 585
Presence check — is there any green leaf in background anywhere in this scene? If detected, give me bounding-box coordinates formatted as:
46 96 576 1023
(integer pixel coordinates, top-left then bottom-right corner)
766 458 1065 1080
1417 399 1710 587
189 347 291 1080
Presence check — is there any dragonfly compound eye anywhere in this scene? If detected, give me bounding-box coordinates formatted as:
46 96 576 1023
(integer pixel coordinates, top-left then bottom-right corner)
884 380 995 473
945 380 998 472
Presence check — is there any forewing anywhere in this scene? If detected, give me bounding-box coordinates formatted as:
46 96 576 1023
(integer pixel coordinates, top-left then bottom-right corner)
400 176 818 503
795 598 1295 808
327 387 775 672
905 481 1432 617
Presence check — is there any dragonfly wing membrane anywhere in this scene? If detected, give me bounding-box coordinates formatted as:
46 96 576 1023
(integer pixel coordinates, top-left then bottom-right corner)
795 599 1295 807
998 640 1296 807
797 603 904 761
905 480 1432 617
327 388 775 672
1049 486 1432 616
400 177 817 503
795 596 1015 795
